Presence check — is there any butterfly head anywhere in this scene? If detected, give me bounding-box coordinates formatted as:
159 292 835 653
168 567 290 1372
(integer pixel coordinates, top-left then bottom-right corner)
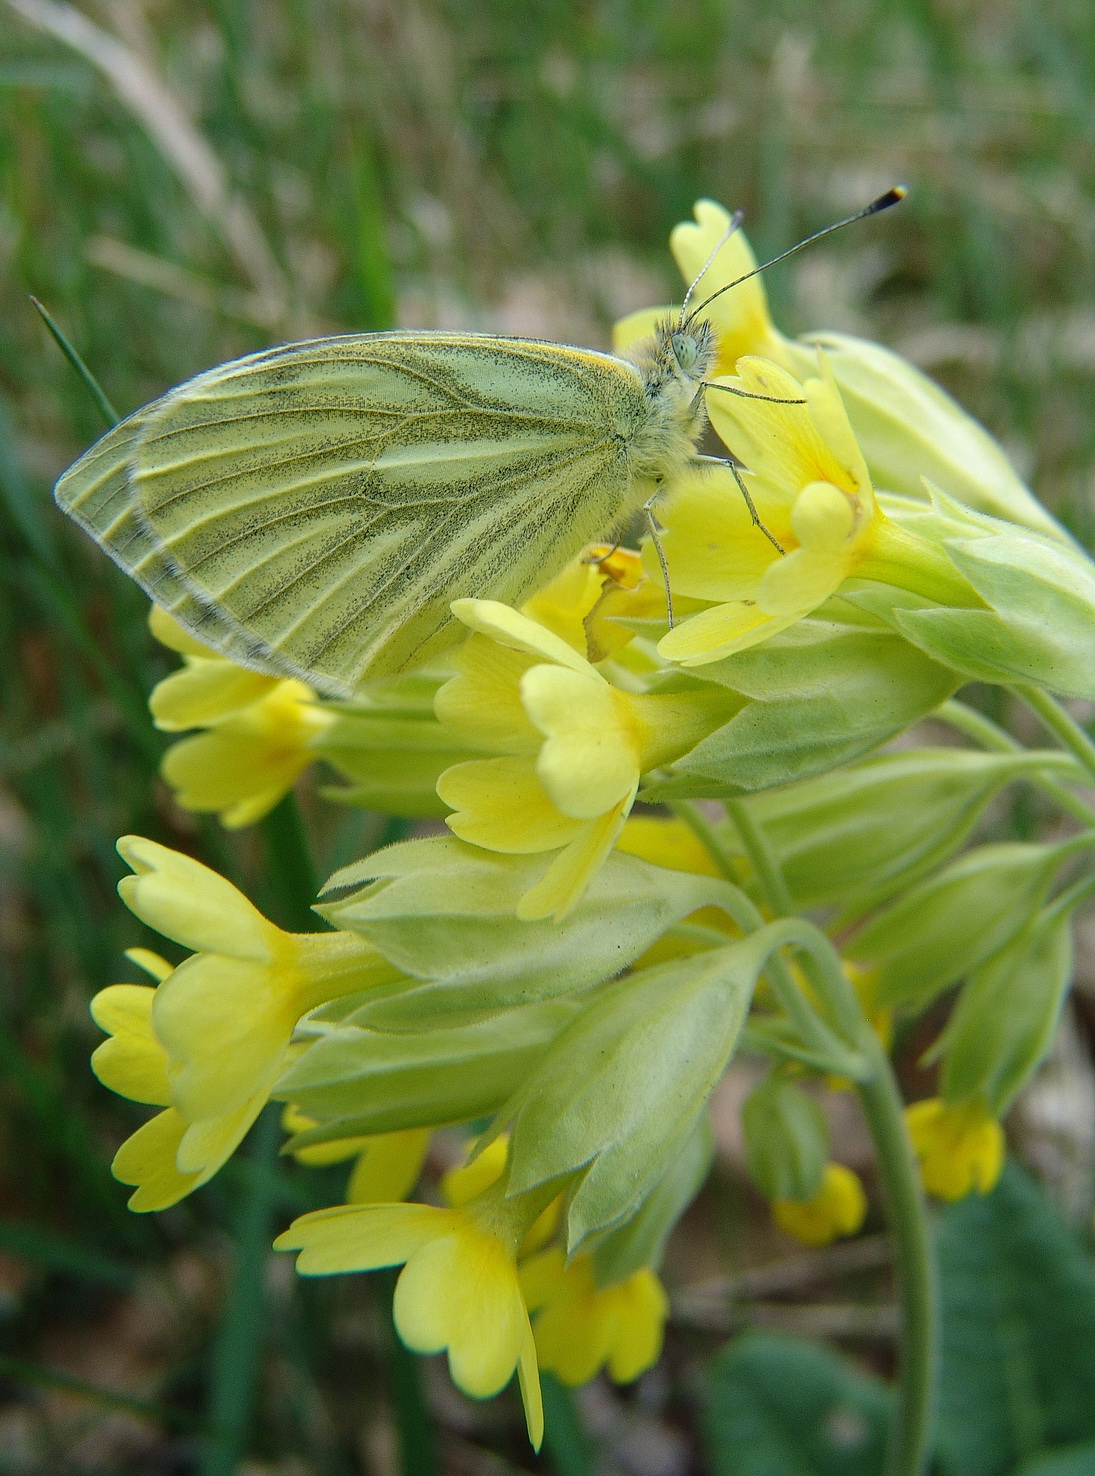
652 313 717 386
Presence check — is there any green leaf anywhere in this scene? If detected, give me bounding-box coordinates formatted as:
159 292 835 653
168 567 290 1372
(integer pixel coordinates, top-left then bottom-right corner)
671 622 958 791
846 842 1068 1011
702 1331 891 1476
936 1161 1095 1476
741 1077 828 1202
746 749 1046 912
503 942 759 1248
318 837 730 1017
276 997 578 1138
591 1112 712 1284
939 910 1074 1114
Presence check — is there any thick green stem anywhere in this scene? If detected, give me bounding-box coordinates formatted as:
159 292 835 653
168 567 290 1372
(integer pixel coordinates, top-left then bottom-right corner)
937 698 1095 826
857 1043 937 1476
1013 685 1095 790
681 798 937 1476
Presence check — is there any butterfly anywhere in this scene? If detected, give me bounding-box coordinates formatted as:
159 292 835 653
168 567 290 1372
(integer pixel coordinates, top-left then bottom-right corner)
54 191 903 696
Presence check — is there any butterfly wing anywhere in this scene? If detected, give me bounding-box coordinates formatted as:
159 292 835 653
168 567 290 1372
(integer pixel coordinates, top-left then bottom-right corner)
55 332 650 693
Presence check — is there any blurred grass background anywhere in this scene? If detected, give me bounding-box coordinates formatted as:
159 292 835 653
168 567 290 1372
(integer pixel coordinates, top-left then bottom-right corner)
2 1 1095 1473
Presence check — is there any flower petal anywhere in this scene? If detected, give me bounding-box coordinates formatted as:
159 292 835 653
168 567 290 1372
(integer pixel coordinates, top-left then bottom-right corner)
175 1092 267 1174
275 1202 458 1273
522 666 639 819
347 1128 432 1204
658 600 789 666
652 466 783 604
757 546 847 618
396 1230 524 1398
434 635 542 754
669 201 788 372
451 600 590 673
150 659 277 731
440 757 583 852
706 357 856 501
90 984 172 1105
517 798 633 921
152 953 296 1120
111 1108 203 1212
605 1272 669 1383
116 837 274 960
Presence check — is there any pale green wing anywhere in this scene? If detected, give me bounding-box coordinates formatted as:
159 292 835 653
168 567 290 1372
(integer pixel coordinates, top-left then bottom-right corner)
55 332 650 693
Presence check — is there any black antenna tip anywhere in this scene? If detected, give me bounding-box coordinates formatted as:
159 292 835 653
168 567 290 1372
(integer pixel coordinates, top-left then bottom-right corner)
867 185 908 215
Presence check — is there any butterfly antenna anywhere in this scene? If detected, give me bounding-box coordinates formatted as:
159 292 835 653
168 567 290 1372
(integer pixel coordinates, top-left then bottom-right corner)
689 186 907 319
680 208 745 320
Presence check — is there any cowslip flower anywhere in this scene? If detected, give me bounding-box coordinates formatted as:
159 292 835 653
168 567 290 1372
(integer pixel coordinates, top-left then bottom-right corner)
772 1162 868 1246
96 837 398 1211
276 1176 553 1448
653 353 973 666
616 199 1062 539
434 599 732 919
905 1097 1004 1200
520 1247 668 1387
148 605 333 828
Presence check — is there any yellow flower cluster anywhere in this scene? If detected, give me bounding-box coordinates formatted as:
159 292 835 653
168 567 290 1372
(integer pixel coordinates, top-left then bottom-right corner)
87 193 1090 1453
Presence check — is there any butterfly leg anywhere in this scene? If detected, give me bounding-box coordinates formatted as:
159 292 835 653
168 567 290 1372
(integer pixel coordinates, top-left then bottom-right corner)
643 492 675 628
697 455 786 554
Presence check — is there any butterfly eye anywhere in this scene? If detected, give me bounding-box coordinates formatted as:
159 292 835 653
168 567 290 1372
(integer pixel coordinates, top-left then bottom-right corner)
671 332 699 371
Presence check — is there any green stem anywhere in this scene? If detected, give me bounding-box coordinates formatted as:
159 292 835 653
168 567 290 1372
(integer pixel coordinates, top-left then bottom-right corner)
856 1041 937 1476
200 1105 282 1476
666 798 741 883
541 1373 594 1476
680 799 936 1476
671 802 855 1068
725 796 795 917
937 698 1095 826
1013 685 1095 789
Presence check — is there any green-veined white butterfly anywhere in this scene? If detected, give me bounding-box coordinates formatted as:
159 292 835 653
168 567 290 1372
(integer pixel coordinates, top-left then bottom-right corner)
54 190 903 695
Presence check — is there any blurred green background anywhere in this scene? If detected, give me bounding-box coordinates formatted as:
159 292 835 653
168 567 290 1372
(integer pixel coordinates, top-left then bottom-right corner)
3 2 1095 1474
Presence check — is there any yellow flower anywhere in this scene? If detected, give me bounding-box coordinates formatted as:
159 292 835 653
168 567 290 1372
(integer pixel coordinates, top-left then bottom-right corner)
281 1105 431 1204
772 1163 868 1246
435 600 729 919
95 837 397 1211
276 1183 547 1448
522 545 665 664
442 1135 563 1254
148 605 334 828
615 200 1062 539
656 355 884 666
905 1097 1004 1200
520 1247 668 1387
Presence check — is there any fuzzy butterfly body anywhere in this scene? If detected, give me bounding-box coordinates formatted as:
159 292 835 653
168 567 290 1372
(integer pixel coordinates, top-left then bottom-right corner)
55 325 715 694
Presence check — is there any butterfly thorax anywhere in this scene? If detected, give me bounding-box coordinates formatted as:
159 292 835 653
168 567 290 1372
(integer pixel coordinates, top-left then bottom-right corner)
624 315 716 485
